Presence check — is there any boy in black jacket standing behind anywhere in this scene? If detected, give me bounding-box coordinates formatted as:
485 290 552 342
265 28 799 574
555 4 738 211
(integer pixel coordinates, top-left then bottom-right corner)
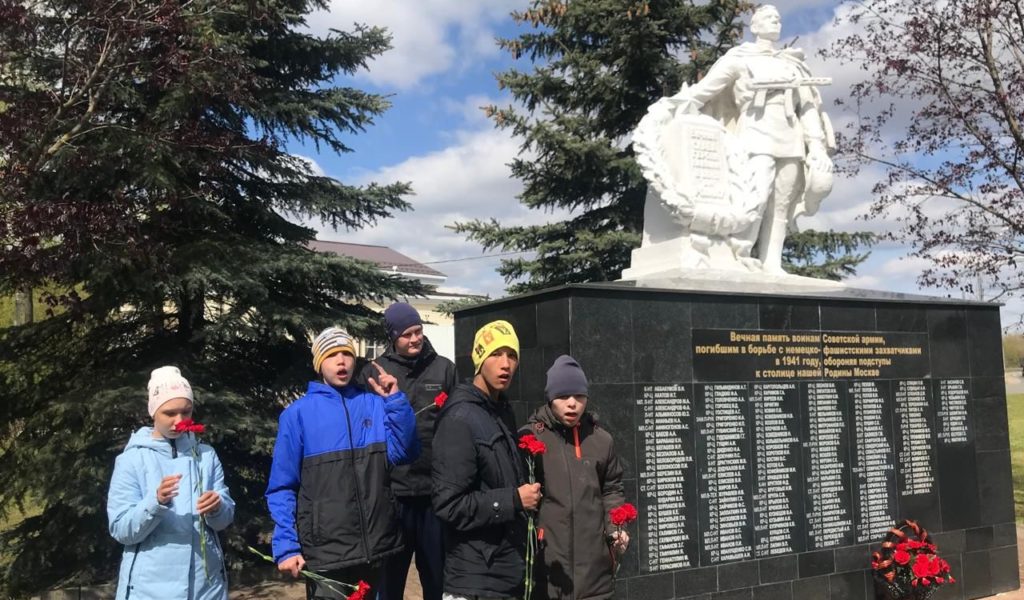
358 303 455 600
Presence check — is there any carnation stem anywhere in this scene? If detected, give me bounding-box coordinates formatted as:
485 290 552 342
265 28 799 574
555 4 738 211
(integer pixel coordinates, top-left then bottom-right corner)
190 438 210 581
247 547 358 597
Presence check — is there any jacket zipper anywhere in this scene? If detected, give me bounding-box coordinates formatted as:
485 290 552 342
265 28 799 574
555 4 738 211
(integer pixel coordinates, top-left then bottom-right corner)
124 544 140 599
340 395 371 562
559 427 577 594
573 425 582 460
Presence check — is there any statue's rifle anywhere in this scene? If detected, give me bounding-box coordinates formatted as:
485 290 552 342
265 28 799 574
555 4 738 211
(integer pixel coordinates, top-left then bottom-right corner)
748 77 833 118
748 76 832 90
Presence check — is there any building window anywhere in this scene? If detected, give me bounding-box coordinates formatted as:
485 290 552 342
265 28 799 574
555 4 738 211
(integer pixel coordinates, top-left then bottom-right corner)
364 339 388 361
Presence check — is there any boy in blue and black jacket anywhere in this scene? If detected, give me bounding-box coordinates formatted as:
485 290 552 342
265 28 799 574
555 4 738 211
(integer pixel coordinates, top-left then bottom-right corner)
266 327 420 599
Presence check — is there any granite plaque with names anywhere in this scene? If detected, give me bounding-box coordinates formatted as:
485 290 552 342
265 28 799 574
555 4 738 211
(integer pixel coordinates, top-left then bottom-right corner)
454 284 1018 599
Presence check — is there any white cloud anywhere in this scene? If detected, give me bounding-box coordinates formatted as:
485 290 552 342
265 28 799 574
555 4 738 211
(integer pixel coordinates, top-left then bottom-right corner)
840 273 882 289
291 154 326 177
772 0 842 14
439 94 500 128
307 1 520 89
799 165 893 235
878 254 932 277
314 115 561 297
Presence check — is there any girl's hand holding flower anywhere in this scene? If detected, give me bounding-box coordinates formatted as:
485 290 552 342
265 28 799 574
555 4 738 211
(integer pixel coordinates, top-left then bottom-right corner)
196 490 221 516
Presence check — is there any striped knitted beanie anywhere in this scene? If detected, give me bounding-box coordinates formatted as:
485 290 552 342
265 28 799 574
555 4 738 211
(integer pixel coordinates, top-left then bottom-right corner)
312 327 357 373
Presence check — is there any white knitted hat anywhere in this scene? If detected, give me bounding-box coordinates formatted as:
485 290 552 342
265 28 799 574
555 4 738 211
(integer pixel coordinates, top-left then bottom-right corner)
147 366 194 416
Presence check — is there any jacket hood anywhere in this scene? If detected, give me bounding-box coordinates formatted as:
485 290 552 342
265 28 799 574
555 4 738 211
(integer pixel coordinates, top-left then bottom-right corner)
124 426 198 456
528 403 596 431
382 336 438 370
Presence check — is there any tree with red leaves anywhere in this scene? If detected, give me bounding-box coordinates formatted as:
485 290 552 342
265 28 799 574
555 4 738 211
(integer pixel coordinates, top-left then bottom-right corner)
824 0 1024 303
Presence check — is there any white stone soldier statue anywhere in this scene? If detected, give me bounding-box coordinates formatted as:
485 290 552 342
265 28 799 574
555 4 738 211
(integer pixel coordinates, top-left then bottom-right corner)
669 4 835 273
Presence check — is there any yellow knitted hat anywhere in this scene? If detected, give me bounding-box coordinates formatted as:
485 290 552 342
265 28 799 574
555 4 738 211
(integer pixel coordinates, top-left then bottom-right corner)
472 320 520 374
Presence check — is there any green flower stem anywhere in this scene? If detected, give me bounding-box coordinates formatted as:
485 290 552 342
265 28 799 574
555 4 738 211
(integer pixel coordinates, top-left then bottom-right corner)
190 439 210 581
524 457 537 600
247 547 358 598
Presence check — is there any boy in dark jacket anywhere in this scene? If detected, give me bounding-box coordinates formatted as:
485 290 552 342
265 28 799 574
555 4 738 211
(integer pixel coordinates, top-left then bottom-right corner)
432 320 542 600
357 303 455 600
266 327 420 599
522 355 629 600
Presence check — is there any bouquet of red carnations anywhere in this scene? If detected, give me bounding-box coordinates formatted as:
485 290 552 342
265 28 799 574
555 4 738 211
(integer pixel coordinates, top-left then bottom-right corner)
872 520 955 600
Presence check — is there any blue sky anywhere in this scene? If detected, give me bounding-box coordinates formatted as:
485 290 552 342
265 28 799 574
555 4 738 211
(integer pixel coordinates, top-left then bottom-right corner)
293 1 1017 323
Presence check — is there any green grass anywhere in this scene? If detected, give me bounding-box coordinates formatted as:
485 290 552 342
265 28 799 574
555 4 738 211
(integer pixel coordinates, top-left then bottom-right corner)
1009 393 1024 522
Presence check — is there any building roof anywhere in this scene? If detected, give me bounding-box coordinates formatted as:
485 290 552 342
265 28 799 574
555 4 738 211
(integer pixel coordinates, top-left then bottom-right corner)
308 240 446 278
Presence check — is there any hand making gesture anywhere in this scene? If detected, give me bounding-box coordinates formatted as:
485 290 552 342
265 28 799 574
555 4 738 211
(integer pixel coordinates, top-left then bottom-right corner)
366 361 399 396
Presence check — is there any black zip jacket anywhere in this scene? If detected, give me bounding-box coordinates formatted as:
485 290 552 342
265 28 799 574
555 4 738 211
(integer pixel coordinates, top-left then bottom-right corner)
432 382 528 598
357 337 456 497
522 405 625 600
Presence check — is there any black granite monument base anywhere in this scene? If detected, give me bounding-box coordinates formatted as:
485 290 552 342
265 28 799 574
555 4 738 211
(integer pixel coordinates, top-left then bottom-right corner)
453 283 1019 600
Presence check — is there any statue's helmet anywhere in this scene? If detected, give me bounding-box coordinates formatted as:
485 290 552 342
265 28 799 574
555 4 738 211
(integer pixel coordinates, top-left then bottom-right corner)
801 165 833 216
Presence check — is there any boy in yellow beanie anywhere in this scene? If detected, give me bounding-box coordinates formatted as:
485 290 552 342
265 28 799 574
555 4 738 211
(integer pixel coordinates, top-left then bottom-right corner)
432 320 541 600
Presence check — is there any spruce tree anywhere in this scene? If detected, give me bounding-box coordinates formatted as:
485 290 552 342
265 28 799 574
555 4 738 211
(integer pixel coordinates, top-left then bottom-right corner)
455 0 872 293
783 230 876 281
0 1 420 595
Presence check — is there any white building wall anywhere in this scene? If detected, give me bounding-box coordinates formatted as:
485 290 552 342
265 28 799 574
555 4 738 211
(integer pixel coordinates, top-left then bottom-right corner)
423 322 455 362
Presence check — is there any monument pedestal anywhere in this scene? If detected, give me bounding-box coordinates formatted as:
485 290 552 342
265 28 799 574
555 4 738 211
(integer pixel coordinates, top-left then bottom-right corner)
454 282 1018 600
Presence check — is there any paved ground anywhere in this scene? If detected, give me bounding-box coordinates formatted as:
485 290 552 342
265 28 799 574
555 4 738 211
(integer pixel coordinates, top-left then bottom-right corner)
990 525 1024 598
1006 374 1024 394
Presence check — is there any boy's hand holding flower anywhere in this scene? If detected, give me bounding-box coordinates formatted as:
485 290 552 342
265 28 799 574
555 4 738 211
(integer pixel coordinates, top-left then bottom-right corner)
609 502 639 574
518 482 542 510
157 474 182 505
611 530 630 554
278 554 306 578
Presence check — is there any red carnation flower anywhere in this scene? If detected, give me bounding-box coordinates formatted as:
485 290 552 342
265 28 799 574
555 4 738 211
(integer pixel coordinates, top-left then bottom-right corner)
912 554 932 578
518 433 547 456
893 549 911 565
174 419 205 434
434 391 448 409
609 503 639 527
348 581 371 600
